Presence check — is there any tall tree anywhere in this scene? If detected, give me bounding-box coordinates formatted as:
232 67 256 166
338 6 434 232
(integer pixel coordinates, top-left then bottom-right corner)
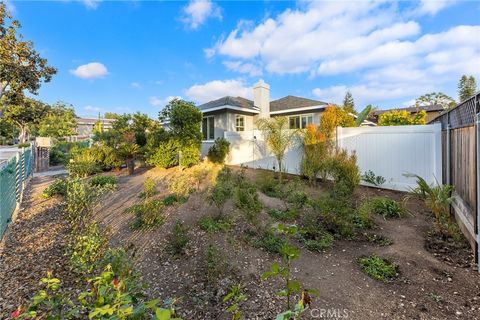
2 97 48 143
415 92 456 109
37 102 77 139
458 75 477 102
0 3 56 100
342 91 355 114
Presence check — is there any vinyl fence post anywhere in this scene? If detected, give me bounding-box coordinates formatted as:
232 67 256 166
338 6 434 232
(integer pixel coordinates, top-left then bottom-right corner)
446 122 451 186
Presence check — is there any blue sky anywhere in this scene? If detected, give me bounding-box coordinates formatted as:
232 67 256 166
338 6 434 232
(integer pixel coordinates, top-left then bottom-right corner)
7 0 480 118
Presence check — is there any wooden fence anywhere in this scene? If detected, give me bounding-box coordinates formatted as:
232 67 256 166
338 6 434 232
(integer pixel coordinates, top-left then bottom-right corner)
434 92 479 266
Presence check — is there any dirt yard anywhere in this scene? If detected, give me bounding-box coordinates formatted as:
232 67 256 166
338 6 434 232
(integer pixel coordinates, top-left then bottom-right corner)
1 166 479 320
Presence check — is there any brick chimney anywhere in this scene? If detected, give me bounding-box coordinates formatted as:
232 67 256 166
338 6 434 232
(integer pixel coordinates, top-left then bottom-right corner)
253 79 270 119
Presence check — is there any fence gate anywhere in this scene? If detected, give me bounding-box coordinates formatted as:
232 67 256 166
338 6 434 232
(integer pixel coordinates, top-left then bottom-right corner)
433 92 480 269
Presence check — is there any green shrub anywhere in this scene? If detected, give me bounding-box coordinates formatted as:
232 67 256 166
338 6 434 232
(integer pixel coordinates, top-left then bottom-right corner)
208 179 233 214
139 177 157 199
89 145 122 169
314 196 356 238
170 172 195 198
254 230 287 254
42 178 67 198
90 175 118 188
284 180 310 208
234 180 262 222
65 178 107 227
205 244 227 283
146 139 179 168
49 146 67 166
67 149 100 178
198 216 231 233
162 194 178 206
256 171 282 197
370 197 405 219
166 220 189 256
179 144 200 167
207 137 230 164
68 222 108 275
125 199 166 230
358 255 398 282
362 170 386 186
296 228 334 252
267 208 298 222
17 142 31 148
326 149 360 198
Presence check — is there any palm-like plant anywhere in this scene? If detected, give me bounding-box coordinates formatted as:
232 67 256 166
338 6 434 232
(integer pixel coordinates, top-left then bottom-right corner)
256 116 298 183
118 142 140 175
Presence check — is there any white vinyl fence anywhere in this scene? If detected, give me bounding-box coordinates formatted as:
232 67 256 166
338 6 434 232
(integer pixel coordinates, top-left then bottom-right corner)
220 123 442 192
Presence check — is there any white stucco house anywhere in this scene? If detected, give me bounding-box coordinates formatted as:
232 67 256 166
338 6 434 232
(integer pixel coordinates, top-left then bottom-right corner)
198 80 330 153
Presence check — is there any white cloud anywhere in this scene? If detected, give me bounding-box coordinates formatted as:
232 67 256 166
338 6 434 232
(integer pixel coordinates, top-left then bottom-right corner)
130 82 141 89
185 79 251 104
223 61 262 77
149 96 182 107
414 0 457 16
84 105 103 112
83 0 100 10
181 0 221 30
70 62 108 79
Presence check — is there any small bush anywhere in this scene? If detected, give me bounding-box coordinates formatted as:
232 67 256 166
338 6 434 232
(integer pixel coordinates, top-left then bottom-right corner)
315 196 356 238
326 149 360 198
42 178 67 198
358 255 398 282
166 220 189 256
234 180 262 222
362 170 386 186
147 139 179 168
49 146 67 166
170 173 195 198
139 177 157 199
205 244 227 283
67 149 100 178
126 199 166 230
198 216 231 233
90 175 118 188
267 208 298 222
207 137 230 164
162 194 178 206
69 222 108 275
65 178 108 227
254 230 287 254
179 144 200 168
17 142 31 148
256 171 282 198
296 228 334 252
370 197 405 219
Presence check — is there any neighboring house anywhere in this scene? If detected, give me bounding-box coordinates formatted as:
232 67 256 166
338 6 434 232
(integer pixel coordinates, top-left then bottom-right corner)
370 105 445 124
75 117 115 137
198 80 329 143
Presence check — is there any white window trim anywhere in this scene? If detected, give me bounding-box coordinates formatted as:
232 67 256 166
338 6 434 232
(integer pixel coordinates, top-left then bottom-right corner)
289 113 314 129
235 115 245 132
202 116 215 141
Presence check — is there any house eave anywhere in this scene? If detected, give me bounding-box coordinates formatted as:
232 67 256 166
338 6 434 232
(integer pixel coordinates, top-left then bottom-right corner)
201 104 260 114
269 105 327 115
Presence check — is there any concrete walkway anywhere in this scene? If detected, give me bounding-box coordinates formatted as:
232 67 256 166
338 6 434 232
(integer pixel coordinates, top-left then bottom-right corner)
33 169 67 178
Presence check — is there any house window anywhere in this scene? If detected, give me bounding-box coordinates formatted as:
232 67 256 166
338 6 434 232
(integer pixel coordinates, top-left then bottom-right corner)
202 116 215 140
235 115 245 131
289 114 314 129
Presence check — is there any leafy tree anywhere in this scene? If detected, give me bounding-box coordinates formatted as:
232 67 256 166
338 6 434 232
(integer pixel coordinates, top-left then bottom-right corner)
159 99 202 167
458 75 477 102
320 105 356 140
0 117 16 144
37 102 77 139
257 116 298 183
415 92 456 109
342 91 355 114
131 112 155 147
378 110 427 126
2 96 48 143
0 3 56 100
104 112 121 119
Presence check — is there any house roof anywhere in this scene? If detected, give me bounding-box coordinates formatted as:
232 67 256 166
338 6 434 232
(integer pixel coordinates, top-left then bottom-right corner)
76 117 116 125
198 96 256 111
270 95 328 112
372 104 444 116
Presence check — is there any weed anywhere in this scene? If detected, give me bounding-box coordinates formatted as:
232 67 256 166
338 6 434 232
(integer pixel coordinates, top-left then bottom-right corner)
296 228 334 252
362 170 386 186
205 244 227 283
254 230 287 254
428 292 443 302
223 284 247 320
256 171 282 198
358 255 398 282
198 216 231 233
170 172 195 199
162 194 178 206
364 233 394 246
208 179 233 215
42 178 67 198
166 220 189 256
267 208 299 222
234 180 262 222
